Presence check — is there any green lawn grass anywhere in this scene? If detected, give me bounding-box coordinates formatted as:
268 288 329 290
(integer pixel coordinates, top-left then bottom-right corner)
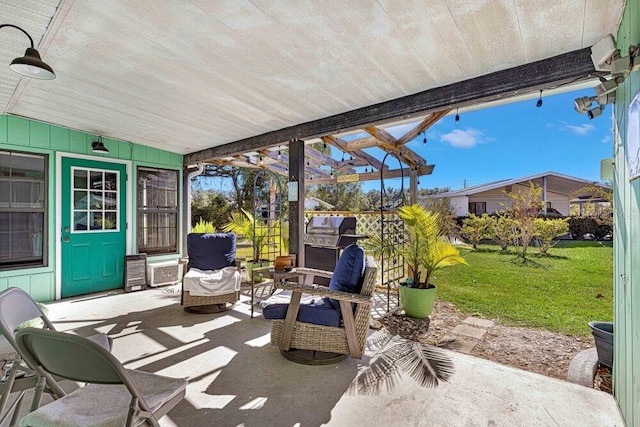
432 241 613 336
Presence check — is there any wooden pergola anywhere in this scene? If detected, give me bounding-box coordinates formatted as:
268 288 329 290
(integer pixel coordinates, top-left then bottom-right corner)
203 109 448 198
183 48 599 266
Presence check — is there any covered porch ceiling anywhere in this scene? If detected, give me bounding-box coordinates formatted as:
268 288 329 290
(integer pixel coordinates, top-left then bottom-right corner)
0 0 625 177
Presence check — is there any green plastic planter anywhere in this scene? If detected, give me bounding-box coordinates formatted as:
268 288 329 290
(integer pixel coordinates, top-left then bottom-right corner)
399 284 437 319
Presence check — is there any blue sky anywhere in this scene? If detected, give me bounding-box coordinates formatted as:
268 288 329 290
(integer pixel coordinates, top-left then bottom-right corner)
355 87 612 192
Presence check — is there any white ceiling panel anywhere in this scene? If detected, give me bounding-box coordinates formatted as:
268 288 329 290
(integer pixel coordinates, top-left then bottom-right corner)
0 0 626 155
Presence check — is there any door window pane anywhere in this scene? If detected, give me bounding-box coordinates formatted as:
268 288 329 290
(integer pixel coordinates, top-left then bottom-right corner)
72 167 119 232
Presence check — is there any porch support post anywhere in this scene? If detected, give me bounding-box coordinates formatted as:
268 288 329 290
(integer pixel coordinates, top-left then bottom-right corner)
410 168 418 205
289 139 305 267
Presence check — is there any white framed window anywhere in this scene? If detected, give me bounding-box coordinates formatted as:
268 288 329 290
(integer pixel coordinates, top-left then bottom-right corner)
137 167 179 254
0 150 47 269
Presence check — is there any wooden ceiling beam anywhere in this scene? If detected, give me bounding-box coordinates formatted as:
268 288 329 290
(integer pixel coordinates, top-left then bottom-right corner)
321 135 386 171
309 164 434 185
364 125 428 169
184 48 596 165
395 109 450 146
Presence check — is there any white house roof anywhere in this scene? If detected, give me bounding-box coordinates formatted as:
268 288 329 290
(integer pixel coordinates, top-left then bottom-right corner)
420 171 609 198
0 1 626 158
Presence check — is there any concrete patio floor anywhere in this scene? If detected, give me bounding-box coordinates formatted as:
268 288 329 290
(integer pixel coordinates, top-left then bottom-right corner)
4 287 623 426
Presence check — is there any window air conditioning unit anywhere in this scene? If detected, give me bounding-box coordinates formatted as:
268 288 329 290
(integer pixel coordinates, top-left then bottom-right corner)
146 261 182 287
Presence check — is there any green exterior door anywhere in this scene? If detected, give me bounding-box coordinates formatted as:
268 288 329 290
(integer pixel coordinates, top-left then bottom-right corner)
61 158 126 297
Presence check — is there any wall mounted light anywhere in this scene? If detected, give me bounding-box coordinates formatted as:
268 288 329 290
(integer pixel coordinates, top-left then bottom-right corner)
0 24 55 79
91 136 109 153
587 105 604 119
574 96 596 114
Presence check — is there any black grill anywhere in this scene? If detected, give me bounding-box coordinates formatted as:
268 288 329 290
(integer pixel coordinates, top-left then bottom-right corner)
304 216 364 285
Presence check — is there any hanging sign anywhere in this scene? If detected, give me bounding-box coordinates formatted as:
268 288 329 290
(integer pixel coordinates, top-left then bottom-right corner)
337 174 360 183
287 181 298 201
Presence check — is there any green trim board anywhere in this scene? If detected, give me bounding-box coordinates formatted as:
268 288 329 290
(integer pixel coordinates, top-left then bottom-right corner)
613 1 640 425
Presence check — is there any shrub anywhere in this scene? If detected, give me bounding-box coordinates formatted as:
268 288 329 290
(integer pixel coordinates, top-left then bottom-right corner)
191 218 216 233
461 213 493 249
492 213 516 251
567 217 612 240
533 218 569 254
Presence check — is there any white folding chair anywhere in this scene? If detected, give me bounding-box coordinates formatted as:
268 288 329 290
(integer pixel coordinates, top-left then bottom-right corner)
15 327 187 427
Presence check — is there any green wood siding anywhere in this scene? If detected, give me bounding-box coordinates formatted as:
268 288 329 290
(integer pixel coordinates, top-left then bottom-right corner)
0 114 183 301
614 0 640 425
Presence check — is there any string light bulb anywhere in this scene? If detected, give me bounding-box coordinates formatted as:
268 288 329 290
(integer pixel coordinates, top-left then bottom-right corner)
277 147 282 160
455 108 460 124
422 131 427 145
536 90 543 108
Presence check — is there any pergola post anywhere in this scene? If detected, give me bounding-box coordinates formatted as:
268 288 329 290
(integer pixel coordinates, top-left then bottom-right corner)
288 139 305 267
410 169 418 205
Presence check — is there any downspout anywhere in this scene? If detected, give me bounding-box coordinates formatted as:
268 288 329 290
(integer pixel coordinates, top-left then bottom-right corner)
186 163 205 231
182 163 205 254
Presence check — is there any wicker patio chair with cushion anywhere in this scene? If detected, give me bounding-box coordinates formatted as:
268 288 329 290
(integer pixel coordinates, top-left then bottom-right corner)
265 244 377 364
15 327 187 427
0 287 111 426
182 232 241 313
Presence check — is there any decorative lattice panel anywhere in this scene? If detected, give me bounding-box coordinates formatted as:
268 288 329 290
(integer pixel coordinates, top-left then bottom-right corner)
304 210 405 289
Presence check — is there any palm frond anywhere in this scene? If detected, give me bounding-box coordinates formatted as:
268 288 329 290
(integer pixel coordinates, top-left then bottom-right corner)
350 332 455 395
395 341 455 388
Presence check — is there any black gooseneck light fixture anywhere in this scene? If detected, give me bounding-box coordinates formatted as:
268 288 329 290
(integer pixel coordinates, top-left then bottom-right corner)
92 136 109 153
0 24 55 80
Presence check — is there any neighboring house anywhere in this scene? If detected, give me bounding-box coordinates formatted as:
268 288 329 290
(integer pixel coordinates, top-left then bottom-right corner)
304 197 334 211
420 171 610 217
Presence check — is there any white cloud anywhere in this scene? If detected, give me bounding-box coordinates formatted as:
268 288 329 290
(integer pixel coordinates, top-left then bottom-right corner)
440 128 485 148
564 123 596 135
601 135 612 144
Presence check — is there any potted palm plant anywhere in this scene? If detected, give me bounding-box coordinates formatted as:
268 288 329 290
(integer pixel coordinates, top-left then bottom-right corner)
222 209 286 280
367 204 466 318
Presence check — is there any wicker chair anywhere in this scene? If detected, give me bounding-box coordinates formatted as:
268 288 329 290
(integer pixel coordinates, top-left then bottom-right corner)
269 255 377 364
182 233 241 313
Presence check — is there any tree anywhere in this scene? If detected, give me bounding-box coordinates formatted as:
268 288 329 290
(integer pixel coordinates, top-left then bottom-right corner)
503 182 543 259
460 214 492 249
422 197 458 240
311 182 369 211
533 218 570 254
190 190 235 230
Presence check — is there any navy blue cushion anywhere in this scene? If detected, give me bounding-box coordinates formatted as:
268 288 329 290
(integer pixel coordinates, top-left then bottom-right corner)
327 244 365 312
262 297 341 327
187 233 236 271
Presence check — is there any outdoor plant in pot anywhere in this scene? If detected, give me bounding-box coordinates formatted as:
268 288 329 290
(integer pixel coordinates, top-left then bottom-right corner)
222 209 286 281
588 321 613 369
367 204 467 318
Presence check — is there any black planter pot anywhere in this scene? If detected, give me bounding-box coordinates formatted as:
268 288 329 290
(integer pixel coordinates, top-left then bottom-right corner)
588 321 613 368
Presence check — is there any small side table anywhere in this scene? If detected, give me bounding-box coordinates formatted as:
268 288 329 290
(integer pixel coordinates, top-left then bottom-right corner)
251 267 303 318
